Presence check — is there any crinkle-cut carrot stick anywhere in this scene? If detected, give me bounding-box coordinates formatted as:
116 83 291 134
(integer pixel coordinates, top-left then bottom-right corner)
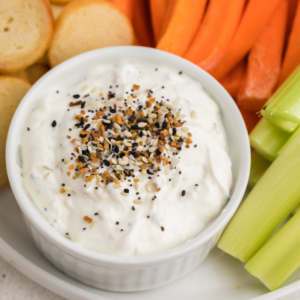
238 105 261 133
110 0 132 21
156 0 207 57
237 0 288 112
132 0 155 47
211 0 283 80
277 0 300 87
150 0 169 44
184 0 246 73
219 59 246 98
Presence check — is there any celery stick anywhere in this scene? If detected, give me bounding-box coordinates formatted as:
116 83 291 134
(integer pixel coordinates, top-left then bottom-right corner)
277 126 300 156
245 211 300 290
264 116 298 133
218 128 300 262
249 118 291 161
248 152 271 189
261 65 300 124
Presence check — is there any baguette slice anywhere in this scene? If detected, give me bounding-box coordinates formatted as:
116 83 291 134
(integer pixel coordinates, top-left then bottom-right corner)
49 0 135 67
50 0 73 4
0 77 31 188
27 64 50 85
6 70 30 83
0 0 54 73
51 2 66 19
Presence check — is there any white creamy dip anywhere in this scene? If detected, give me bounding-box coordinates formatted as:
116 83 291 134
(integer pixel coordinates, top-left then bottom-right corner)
21 62 232 257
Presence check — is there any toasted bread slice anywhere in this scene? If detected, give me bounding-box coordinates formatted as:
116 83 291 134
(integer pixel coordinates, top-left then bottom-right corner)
27 64 50 85
50 0 73 4
49 0 135 67
37 51 50 66
0 0 54 73
0 77 31 188
6 70 30 83
51 3 66 19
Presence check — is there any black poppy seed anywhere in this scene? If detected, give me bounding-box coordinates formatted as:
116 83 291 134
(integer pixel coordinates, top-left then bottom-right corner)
121 229 124 231
95 187 98 190
83 124 90 130
179 71 182 75
78 156 85 163
195 184 198 186
147 215 150 218
179 171 182 174
94 213 99 215
51 120 57 127
103 159 110 166
124 189 129 193
62 183 65 186
182 190 186 196
132 206 135 211
61 159 64 162
27 127 30 131
194 144 197 148
56 91 59 93
66 233 69 235
169 179 171 181
161 226 164 231
83 228 86 230
116 221 119 225
73 94 80 99
68 194 71 197
136 192 139 195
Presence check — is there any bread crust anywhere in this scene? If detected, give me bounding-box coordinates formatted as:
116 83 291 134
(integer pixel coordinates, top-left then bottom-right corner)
0 76 31 188
48 0 135 67
0 0 54 73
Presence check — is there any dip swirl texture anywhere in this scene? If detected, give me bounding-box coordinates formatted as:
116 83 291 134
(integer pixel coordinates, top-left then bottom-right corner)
21 63 232 256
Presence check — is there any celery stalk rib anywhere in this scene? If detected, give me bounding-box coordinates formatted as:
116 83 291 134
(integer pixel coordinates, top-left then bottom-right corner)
261 65 300 125
218 127 300 262
249 118 291 161
245 211 300 290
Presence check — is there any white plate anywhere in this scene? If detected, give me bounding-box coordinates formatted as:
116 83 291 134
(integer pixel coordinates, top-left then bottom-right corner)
0 185 300 300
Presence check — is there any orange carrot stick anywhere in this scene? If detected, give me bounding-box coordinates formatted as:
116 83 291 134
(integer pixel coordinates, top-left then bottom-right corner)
184 0 246 73
157 0 178 43
277 0 300 86
211 0 283 80
156 0 207 57
110 0 132 21
132 0 155 47
238 105 261 133
219 59 246 98
237 0 288 112
287 0 299 37
150 0 169 44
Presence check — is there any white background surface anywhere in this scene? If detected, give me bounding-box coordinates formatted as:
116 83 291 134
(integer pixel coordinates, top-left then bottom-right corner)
0 255 64 300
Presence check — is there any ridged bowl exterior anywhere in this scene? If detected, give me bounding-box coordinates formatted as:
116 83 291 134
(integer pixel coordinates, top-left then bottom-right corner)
24 214 219 292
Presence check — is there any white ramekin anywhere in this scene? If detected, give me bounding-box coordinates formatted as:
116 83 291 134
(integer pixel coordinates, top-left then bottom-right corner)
6 46 250 292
